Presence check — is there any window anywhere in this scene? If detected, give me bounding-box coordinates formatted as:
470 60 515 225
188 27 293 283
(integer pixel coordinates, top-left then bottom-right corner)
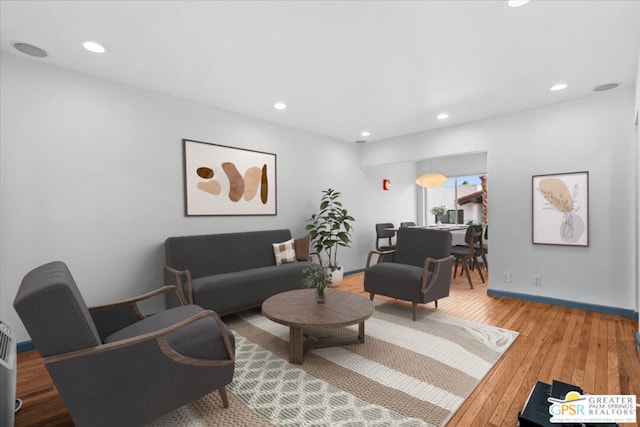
430 175 487 225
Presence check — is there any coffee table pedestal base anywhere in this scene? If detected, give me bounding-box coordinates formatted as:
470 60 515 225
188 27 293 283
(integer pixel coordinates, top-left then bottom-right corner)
289 322 366 365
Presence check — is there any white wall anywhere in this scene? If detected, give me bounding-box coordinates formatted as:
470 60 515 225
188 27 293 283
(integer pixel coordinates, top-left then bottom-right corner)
635 50 640 336
362 89 638 312
360 161 418 226
0 53 412 342
636 109 639 336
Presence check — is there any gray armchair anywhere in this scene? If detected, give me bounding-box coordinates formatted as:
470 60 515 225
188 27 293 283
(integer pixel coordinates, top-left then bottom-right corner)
364 228 453 321
13 261 235 427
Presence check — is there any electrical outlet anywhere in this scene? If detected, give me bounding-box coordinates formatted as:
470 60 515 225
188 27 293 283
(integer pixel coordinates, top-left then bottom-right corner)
533 275 542 286
503 271 512 283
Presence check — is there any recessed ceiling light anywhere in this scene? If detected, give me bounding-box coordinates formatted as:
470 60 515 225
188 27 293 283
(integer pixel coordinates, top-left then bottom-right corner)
505 0 531 7
437 113 449 120
593 82 621 92
273 102 287 110
83 41 107 54
550 82 568 91
12 42 48 58
360 131 371 137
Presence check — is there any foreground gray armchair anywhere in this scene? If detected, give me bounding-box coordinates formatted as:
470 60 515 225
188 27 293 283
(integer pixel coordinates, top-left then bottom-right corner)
364 228 453 321
13 261 235 427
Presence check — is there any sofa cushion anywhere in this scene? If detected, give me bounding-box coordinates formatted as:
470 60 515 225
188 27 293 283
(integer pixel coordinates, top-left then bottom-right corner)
104 305 235 360
273 238 297 265
192 263 306 316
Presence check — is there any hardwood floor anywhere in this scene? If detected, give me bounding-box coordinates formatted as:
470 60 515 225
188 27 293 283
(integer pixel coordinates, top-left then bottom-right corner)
15 269 640 426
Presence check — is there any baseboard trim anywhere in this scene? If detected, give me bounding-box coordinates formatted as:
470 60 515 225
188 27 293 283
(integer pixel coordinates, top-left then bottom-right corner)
17 340 35 354
487 289 638 320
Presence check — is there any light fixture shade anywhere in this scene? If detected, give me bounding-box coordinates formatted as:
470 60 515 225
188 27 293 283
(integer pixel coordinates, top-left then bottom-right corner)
415 173 447 188
506 0 530 7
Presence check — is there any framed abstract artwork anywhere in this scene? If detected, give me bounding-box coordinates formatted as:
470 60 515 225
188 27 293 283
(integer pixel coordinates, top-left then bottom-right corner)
532 171 589 246
183 139 277 216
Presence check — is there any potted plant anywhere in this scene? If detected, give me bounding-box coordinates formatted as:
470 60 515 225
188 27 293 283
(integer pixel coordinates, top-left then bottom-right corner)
431 204 448 225
305 188 355 284
302 262 330 303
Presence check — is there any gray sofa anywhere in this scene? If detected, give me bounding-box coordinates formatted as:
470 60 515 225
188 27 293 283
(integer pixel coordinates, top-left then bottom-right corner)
165 229 314 316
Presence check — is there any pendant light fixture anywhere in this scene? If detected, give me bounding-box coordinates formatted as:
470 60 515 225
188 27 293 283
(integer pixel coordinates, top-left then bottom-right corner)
415 173 448 226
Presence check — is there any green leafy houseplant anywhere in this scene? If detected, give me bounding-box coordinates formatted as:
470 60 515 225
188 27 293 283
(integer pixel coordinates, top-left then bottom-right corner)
430 205 448 216
305 188 355 272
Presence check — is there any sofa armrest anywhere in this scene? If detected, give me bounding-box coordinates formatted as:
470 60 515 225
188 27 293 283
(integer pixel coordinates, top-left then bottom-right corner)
366 249 395 268
165 266 194 305
420 255 453 294
91 285 184 313
89 286 185 340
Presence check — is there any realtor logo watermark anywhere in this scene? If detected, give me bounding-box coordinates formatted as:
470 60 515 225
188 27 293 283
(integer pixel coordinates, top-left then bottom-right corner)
548 391 637 423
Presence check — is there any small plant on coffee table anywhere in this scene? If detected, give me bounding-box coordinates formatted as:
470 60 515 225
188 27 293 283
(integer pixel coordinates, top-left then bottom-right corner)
302 263 330 303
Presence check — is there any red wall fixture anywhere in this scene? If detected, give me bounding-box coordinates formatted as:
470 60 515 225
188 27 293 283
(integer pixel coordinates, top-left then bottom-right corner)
382 179 391 191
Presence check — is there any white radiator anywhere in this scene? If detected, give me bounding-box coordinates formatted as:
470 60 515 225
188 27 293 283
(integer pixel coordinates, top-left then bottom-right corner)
0 321 17 427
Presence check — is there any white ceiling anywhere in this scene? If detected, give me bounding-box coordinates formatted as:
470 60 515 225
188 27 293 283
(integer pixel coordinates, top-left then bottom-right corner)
1 1 639 143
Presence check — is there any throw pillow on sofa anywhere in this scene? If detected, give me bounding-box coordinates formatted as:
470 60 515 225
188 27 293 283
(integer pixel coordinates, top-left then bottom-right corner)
273 239 297 265
294 235 311 261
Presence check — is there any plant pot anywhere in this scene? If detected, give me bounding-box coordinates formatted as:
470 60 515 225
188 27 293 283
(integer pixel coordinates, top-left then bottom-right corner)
330 266 344 286
435 214 447 224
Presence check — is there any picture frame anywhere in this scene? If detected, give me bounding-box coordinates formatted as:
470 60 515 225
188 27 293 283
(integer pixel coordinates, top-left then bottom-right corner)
532 171 588 246
183 139 277 216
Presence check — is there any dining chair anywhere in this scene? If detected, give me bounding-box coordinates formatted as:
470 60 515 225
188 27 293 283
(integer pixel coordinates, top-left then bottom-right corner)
400 221 416 228
469 224 488 272
451 225 485 289
374 223 396 262
478 224 488 270
375 223 396 251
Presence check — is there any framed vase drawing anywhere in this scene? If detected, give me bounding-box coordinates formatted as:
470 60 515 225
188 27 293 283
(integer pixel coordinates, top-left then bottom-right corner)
532 171 588 246
183 139 277 216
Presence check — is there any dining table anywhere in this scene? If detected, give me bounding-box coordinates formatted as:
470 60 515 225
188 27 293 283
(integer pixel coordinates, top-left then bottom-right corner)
383 224 469 246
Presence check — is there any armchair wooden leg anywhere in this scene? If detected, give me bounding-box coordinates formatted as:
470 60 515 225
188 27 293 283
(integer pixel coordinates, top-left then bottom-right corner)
435 300 438 308
218 386 229 408
369 293 375 301
412 302 417 321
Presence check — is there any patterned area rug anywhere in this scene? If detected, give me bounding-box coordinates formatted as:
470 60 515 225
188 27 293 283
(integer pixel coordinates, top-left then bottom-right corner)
149 301 518 427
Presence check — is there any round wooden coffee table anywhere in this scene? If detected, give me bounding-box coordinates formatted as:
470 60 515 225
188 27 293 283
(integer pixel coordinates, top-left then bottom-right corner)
262 288 375 364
